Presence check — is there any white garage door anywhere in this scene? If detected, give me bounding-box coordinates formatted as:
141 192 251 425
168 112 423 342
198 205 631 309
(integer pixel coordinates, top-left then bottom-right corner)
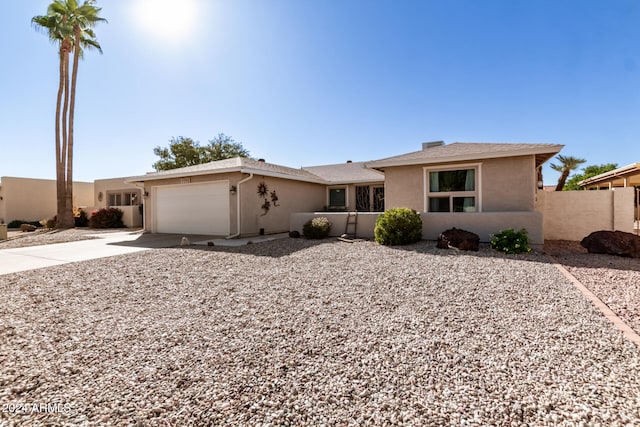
154 181 230 235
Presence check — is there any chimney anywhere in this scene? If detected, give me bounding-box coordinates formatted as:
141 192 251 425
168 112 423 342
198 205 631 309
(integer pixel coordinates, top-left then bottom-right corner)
422 141 445 150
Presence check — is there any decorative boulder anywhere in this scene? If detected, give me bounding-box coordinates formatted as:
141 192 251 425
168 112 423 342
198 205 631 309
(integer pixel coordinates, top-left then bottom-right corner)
580 230 640 258
437 227 480 251
20 224 37 232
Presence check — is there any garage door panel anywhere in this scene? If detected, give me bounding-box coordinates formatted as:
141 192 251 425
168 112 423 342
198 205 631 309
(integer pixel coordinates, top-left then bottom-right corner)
155 182 229 235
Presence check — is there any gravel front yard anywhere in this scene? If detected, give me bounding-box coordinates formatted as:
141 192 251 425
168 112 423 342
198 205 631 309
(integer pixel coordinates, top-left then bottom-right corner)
1 239 640 425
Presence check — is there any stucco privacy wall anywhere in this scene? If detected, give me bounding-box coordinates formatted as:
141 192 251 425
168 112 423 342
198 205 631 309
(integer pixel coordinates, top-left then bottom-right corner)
290 213 382 239
290 212 543 245
242 176 325 236
422 212 543 246
382 156 536 212
537 188 635 241
0 177 93 223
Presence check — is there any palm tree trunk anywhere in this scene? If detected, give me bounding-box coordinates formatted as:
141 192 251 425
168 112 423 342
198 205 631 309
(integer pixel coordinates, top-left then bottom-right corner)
55 48 65 226
59 39 74 228
555 171 570 191
64 26 83 228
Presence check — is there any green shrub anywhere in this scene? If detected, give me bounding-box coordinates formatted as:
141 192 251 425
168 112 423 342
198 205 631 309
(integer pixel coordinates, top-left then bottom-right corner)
303 216 332 239
89 208 125 229
374 208 422 245
490 228 531 254
7 220 41 229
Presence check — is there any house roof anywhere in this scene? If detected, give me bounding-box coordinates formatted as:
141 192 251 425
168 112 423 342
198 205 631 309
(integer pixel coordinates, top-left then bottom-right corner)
366 142 564 169
579 163 640 188
126 157 327 184
302 161 384 184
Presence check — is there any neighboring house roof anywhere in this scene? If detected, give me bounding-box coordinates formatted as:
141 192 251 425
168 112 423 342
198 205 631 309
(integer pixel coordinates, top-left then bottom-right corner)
302 161 384 184
126 157 328 184
366 142 564 169
579 163 640 188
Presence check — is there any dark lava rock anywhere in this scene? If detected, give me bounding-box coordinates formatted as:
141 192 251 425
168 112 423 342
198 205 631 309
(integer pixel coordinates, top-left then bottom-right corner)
437 227 480 251
289 230 301 238
580 230 640 258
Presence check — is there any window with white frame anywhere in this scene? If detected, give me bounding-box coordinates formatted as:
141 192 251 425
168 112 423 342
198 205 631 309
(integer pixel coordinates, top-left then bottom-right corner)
425 165 480 212
107 191 140 207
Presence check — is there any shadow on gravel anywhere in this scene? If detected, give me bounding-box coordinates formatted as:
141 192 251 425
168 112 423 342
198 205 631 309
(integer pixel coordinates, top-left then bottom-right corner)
394 240 640 273
545 252 640 273
180 237 329 258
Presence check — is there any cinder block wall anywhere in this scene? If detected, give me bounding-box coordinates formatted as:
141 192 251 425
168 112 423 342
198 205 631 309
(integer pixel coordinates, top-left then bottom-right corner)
536 188 635 241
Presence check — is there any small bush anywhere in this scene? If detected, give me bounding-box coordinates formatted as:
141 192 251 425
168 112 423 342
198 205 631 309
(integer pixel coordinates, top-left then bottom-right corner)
7 220 41 229
490 228 531 254
374 208 422 245
303 216 332 239
89 208 125 229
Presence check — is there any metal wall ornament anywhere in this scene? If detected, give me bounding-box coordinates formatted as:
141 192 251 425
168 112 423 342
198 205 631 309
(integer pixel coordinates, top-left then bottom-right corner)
257 182 268 197
257 181 280 215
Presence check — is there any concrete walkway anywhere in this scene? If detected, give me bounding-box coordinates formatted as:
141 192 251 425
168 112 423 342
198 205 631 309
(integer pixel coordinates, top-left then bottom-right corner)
0 231 291 276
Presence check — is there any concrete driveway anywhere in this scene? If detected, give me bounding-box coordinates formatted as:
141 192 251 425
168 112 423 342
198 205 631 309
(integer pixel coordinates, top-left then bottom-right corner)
0 232 215 276
0 231 291 275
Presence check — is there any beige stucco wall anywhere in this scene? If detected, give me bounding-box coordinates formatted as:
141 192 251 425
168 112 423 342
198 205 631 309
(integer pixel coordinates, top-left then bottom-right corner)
422 212 544 246
241 176 326 236
290 211 543 246
537 188 635 241
382 155 536 212
0 177 93 223
290 212 382 238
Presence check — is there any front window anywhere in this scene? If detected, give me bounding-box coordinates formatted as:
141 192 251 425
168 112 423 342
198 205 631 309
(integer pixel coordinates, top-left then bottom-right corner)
328 188 346 209
426 166 479 212
107 191 141 207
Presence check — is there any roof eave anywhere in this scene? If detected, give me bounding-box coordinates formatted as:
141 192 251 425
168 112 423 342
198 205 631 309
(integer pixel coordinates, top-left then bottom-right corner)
367 145 564 169
579 162 640 186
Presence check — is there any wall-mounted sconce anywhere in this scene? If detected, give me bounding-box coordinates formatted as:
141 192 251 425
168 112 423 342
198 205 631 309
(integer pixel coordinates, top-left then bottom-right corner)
143 191 149 198
537 180 544 190
230 185 237 195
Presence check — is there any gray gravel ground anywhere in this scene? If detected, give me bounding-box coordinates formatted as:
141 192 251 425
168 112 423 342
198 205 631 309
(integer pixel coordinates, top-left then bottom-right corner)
1 238 640 426
551 250 640 341
0 229 101 249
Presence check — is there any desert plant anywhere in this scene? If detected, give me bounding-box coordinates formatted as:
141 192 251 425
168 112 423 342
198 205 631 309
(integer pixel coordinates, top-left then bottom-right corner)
303 216 332 239
89 207 124 229
374 208 422 245
490 228 531 254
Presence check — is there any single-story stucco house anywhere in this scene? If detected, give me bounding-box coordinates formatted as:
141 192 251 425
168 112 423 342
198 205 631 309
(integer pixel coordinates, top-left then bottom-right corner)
126 157 384 236
126 141 563 245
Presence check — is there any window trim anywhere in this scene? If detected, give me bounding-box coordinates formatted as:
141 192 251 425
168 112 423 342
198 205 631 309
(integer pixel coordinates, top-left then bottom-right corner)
423 163 482 213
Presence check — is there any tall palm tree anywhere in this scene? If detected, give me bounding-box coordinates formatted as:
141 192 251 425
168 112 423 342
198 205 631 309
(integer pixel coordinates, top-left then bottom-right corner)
32 0 106 228
550 155 586 191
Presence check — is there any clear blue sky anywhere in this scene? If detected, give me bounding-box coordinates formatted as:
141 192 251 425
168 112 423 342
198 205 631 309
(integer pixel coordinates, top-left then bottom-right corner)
1 0 639 185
